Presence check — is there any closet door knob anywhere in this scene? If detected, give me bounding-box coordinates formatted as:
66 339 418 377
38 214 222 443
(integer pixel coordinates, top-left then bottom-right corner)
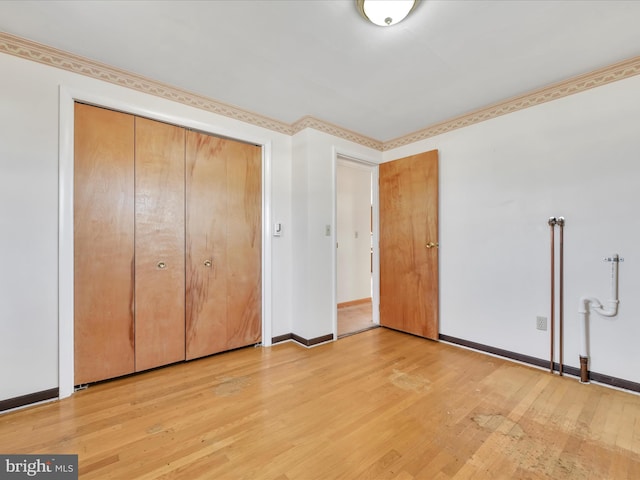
157 261 167 269
426 242 439 249
204 260 212 268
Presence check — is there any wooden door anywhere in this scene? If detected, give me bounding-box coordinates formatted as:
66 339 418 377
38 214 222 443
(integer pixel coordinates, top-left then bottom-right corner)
74 103 135 384
379 150 439 339
134 117 186 371
185 131 261 360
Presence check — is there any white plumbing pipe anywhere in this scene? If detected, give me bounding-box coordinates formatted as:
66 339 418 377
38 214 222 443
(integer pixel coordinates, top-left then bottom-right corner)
591 254 620 317
578 296 602 358
578 254 620 383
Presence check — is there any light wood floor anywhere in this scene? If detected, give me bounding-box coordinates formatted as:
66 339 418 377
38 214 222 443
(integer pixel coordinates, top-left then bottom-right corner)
2 328 640 479
337 300 376 337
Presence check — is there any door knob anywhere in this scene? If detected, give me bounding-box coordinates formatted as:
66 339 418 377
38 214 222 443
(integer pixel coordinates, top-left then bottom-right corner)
426 242 439 249
157 261 167 269
204 260 212 268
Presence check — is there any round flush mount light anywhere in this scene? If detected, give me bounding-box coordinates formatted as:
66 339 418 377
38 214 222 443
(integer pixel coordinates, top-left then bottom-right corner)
356 0 419 27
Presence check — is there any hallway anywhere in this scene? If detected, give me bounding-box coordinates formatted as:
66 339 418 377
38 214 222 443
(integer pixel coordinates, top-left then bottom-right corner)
337 299 376 337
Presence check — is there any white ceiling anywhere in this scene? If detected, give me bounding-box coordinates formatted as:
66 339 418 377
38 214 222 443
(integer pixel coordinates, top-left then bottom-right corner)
1 0 640 142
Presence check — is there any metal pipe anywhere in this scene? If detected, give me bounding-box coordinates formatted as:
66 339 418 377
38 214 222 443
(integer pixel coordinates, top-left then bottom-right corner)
548 217 557 374
557 217 565 375
579 356 589 383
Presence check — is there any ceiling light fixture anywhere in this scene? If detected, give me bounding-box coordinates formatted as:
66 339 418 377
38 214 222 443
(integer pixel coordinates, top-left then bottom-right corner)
356 0 419 27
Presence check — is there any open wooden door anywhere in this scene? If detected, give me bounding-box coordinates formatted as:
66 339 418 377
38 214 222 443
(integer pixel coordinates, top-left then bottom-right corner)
379 150 439 339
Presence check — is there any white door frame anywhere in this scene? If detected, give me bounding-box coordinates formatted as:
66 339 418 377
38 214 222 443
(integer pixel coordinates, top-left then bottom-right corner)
58 85 272 398
332 151 380 338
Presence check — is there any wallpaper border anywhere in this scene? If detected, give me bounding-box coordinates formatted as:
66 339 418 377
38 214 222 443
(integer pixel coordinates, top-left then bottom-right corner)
2 32 639 152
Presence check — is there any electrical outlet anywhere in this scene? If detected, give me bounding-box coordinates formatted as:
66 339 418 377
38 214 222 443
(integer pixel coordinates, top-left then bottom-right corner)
536 316 547 331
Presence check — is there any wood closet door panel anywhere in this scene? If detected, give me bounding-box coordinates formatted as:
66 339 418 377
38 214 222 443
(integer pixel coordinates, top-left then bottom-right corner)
74 103 135 384
185 131 228 359
134 117 186 371
379 150 439 340
185 133 261 359
225 140 262 349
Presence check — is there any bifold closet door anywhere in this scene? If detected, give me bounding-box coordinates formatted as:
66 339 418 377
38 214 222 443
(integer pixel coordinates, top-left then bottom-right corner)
185 131 262 360
74 103 135 385
134 117 186 371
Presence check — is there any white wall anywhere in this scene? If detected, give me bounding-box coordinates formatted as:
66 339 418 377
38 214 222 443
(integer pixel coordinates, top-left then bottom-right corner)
385 74 640 384
291 130 381 340
0 52 293 401
337 161 372 304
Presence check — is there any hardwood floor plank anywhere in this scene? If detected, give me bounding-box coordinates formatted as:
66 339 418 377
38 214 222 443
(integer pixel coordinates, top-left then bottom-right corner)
2 328 640 479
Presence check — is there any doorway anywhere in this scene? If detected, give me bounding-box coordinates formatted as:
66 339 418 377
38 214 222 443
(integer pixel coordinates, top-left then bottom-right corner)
336 157 378 337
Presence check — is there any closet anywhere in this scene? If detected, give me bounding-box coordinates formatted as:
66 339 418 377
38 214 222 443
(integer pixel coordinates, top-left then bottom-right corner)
74 103 261 385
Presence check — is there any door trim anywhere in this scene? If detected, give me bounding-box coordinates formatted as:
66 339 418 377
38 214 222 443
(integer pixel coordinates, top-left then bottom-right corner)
58 85 272 399
332 150 380 339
